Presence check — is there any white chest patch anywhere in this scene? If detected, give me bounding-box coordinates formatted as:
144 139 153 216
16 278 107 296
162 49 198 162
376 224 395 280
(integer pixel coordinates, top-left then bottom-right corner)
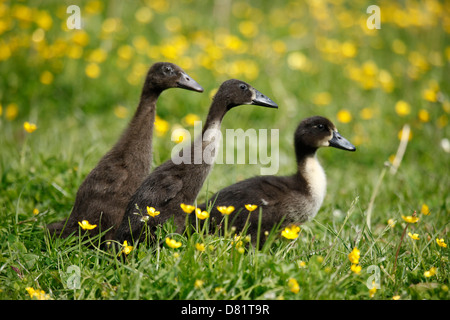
302 156 327 216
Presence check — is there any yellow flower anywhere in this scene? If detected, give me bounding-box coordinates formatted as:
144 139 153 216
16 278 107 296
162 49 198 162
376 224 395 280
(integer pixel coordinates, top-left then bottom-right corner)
281 225 301 240
121 240 133 255
182 113 201 126
78 220 97 230
195 208 209 220
85 63 100 78
387 219 396 228
420 204 430 215
369 285 377 298
360 107 374 120
418 109 430 122
195 243 205 252
154 116 170 137
422 89 438 102
395 100 411 116
6 103 19 121
114 106 128 119
351 264 362 274
337 109 352 123
407 232 420 240
348 247 360 264
23 122 37 133
424 267 437 278
401 215 419 223
245 204 258 212
288 278 300 294
312 92 332 106
217 206 235 215
171 127 188 143
166 237 182 249
146 206 160 218
26 287 50 300
436 238 447 248
239 20 258 38
180 203 195 214
298 260 307 268
39 70 54 85
194 279 204 288
392 295 401 300
32 208 39 216
135 6 153 24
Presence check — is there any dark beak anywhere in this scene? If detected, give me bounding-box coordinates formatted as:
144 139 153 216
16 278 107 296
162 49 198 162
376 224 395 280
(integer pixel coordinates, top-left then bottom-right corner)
177 72 204 92
329 131 356 151
251 89 278 108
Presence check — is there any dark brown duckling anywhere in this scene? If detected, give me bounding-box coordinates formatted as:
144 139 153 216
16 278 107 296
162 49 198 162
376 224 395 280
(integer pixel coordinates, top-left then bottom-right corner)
46 62 203 240
114 79 278 245
197 116 356 243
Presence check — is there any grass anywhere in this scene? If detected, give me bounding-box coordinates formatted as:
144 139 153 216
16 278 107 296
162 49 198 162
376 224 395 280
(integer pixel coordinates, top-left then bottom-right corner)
0 0 449 301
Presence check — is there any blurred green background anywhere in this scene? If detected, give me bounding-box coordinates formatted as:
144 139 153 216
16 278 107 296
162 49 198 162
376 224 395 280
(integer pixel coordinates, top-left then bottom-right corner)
0 0 449 229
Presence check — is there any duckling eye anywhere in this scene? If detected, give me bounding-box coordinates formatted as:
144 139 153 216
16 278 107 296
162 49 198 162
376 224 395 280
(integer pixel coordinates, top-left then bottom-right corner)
239 84 247 90
316 124 325 130
163 66 174 74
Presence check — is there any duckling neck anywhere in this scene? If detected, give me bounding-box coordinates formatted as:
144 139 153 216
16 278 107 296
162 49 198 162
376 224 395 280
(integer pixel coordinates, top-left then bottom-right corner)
111 90 161 172
296 151 327 210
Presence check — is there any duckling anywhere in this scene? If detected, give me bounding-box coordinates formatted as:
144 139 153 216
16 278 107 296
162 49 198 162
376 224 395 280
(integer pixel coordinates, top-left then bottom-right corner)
114 79 278 244
197 116 356 243
47 62 203 240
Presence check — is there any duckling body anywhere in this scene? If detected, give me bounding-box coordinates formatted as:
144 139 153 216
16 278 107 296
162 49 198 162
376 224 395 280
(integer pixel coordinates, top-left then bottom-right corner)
47 62 203 240
114 79 277 244
198 116 355 241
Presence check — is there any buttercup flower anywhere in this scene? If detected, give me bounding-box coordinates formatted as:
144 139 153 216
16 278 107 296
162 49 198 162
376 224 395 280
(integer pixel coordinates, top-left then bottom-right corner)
387 219 396 228
23 122 37 133
194 279 204 288
26 287 50 300
195 243 205 252
146 206 160 217
166 237 182 249
408 232 420 240
180 203 195 214
195 208 209 220
369 282 377 298
33 208 39 216
424 267 437 278
288 278 300 294
245 204 258 212
351 264 362 274
121 240 133 255
436 238 447 248
217 206 235 215
402 215 419 223
281 225 300 240
78 220 97 230
421 204 430 215
348 247 360 264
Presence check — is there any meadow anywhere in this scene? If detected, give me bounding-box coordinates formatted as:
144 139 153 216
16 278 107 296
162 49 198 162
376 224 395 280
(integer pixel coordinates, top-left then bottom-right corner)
0 0 449 301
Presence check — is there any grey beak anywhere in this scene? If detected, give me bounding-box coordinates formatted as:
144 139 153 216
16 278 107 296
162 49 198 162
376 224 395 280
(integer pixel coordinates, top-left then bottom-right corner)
329 131 356 151
251 89 278 108
177 72 204 92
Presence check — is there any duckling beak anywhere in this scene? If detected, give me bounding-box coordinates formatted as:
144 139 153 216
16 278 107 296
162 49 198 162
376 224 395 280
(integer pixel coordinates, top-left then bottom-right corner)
176 72 204 92
251 89 278 108
328 131 356 151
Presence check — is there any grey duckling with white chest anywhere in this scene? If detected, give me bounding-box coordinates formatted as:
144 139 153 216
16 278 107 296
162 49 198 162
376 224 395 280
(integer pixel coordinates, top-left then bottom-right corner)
114 79 278 245
46 62 204 240
197 116 356 242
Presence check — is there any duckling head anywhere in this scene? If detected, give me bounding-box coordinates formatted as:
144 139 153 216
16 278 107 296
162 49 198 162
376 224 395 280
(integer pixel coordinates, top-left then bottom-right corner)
295 116 356 156
214 79 278 110
144 62 204 93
